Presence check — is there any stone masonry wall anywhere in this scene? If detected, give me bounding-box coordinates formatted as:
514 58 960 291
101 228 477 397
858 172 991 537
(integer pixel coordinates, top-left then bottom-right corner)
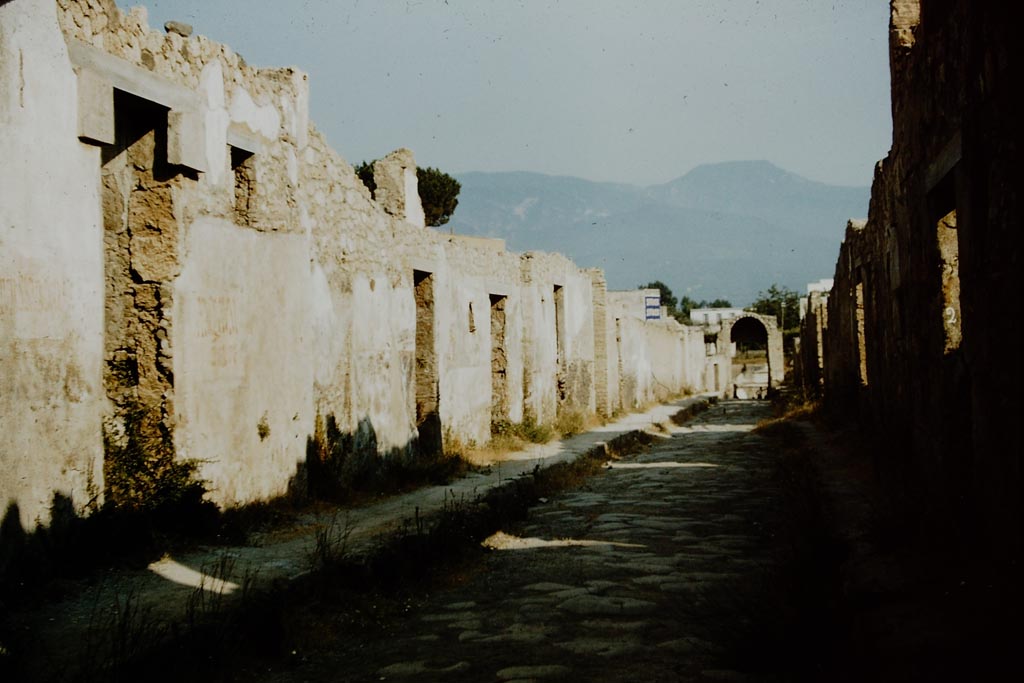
607 291 705 409
588 270 619 417
819 1 1022 562
519 251 597 423
795 289 828 396
0 0 713 528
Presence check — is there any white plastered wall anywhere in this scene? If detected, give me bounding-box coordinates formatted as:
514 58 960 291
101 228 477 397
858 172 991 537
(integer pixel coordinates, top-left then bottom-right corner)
0 0 106 528
434 240 525 446
519 252 596 423
173 218 315 506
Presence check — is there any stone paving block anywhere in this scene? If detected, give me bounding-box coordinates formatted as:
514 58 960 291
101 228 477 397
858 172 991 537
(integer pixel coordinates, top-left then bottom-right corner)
556 594 657 615
496 664 572 680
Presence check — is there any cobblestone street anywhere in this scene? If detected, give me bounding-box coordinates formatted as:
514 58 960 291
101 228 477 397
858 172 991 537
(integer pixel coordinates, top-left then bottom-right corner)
275 400 791 682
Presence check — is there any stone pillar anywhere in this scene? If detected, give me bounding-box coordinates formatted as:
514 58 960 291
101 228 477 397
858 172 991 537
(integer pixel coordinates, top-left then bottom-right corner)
372 148 426 228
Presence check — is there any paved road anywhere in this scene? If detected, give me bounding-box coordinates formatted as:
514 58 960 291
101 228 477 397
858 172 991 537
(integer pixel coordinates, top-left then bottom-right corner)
273 400 788 682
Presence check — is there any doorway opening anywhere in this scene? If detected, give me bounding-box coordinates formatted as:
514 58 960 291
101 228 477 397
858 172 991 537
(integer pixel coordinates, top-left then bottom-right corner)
413 270 440 454
489 294 508 425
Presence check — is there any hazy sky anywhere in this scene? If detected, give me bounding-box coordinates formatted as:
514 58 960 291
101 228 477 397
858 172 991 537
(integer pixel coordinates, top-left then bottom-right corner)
117 0 892 187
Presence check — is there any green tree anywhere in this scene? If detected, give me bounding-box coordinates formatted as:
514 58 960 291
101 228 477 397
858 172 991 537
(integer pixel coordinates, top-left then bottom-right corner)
749 284 800 333
417 166 461 227
354 160 375 195
678 295 698 320
706 298 733 308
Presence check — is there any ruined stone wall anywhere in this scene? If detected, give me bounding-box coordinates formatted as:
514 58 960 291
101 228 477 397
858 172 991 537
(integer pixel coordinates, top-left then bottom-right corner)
717 313 785 387
0 0 107 528
519 252 596 422
588 270 620 417
822 1 1022 561
299 126 428 480
51 0 317 507
679 325 708 394
613 317 678 408
435 235 525 445
608 288 660 322
300 129 531 457
1 0 715 527
795 290 828 396
607 291 700 408
823 219 873 408
702 351 732 398
372 148 426 229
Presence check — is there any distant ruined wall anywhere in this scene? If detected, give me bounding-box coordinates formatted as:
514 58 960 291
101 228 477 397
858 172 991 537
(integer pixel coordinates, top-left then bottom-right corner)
716 312 784 395
0 0 715 529
679 325 708 394
588 270 620 417
795 289 828 396
819 1 1022 562
614 318 690 408
607 291 703 409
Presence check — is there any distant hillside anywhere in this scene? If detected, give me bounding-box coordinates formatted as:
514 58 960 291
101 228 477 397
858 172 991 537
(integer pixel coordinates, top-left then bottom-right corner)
647 160 870 240
449 162 870 305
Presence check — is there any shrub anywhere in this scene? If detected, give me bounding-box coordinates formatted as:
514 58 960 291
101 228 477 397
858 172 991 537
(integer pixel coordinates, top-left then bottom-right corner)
103 401 206 514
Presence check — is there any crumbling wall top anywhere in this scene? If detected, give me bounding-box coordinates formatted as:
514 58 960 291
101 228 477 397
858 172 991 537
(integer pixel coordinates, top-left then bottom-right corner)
372 148 426 228
890 0 920 49
57 0 310 144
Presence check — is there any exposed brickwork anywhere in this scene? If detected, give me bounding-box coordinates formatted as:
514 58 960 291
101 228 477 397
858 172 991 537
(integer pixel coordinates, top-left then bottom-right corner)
100 93 180 451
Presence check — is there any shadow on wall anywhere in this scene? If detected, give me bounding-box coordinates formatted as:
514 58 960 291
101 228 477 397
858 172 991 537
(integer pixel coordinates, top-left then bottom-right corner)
302 411 451 502
0 411 452 608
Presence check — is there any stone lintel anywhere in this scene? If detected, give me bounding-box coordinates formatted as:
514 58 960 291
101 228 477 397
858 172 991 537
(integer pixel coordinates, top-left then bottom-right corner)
75 67 114 145
485 281 513 299
66 38 199 113
408 257 439 275
68 38 208 171
227 125 264 156
925 130 962 192
168 110 207 172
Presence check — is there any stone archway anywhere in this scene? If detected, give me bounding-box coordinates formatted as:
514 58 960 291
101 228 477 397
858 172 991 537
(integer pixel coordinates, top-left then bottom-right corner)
717 313 784 398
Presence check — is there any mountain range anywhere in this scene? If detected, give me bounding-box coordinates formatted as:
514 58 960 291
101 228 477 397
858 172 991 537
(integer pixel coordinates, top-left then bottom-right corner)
449 161 870 306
